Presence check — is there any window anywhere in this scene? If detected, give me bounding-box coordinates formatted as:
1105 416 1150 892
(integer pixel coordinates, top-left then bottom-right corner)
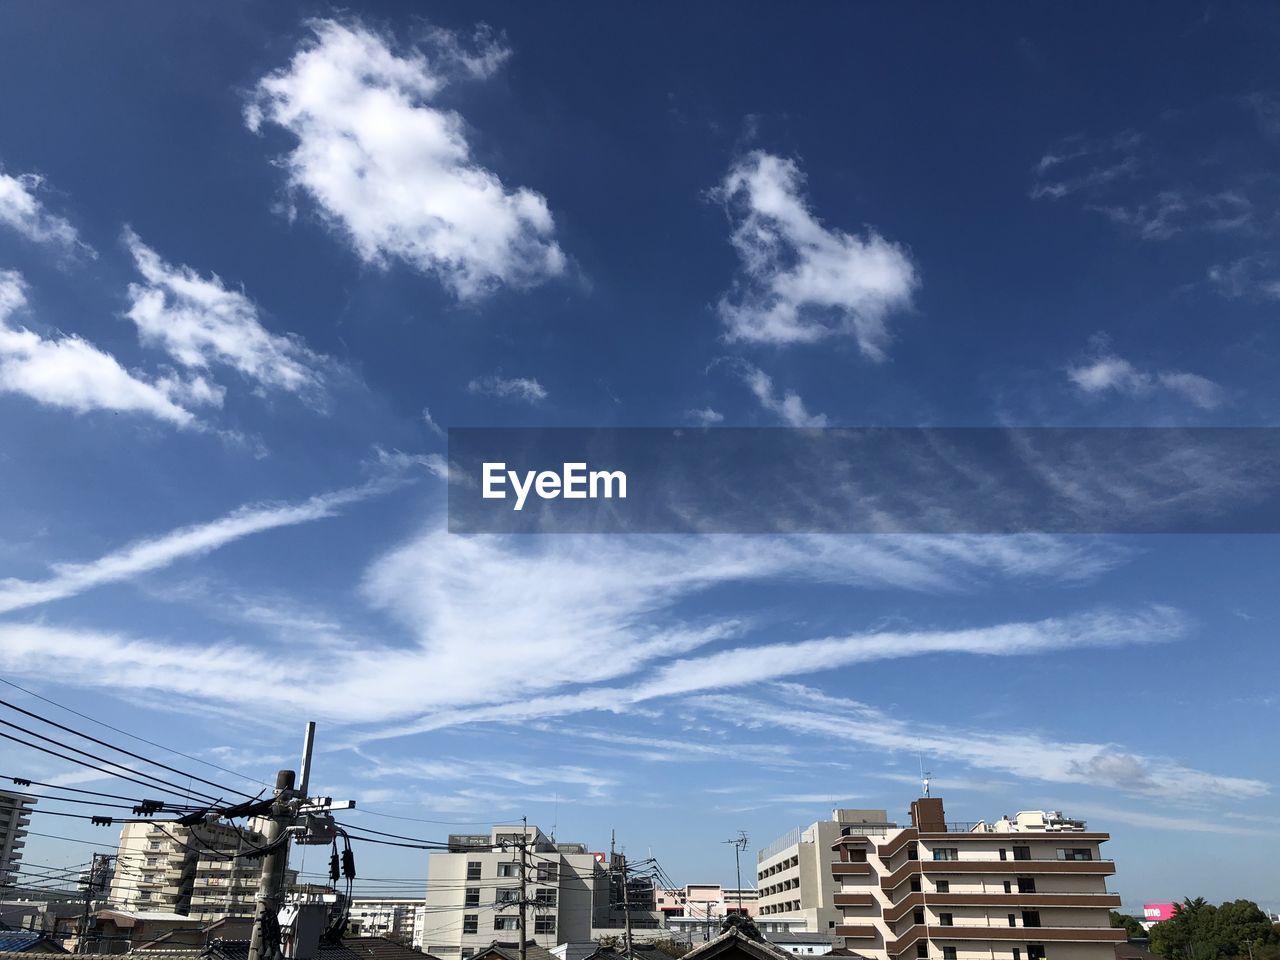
828 921 835 929
916 946 928 959
1012 846 1031 861
462 951 475 959
910 879 922 893
907 843 919 861
935 880 950 893
1057 848 1093 861
493 917 519 931
848 849 867 862
999 849 1007 861
1013 950 1021 960
466 861 482 880
1017 878 1036 894
1022 912 1041 928
138 891 151 900
495 889 518 904
536 863 558 882
464 888 480 908
534 889 557 906
498 863 519 878
1027 947 1046 960
146 858 158 866
496 833 524 847
462 915 478 934
914 911 925 925
149 841 161 850
939 914 954 927
943 949 957 960
1008 915 1017 927
534 917 556 935
933 848 959 861
1003 881 1012 894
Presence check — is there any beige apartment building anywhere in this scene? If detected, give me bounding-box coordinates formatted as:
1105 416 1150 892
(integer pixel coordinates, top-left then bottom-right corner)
109 819 296 919
420 824 658 957
0 789 35 889
826 798 1123 960
756 808 897 935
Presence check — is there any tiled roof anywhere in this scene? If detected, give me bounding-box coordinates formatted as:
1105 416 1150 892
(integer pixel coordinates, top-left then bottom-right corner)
0 931 68 952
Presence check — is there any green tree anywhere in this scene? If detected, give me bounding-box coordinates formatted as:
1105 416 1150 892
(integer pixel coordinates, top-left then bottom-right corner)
1112 912 1147 940
1150 899 1278 960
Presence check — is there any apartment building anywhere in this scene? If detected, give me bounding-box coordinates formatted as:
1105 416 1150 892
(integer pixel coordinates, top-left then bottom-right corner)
756 808 896 935
0 789 35 888
420 825 619 957
828 797 1124 960
659 885 760 943
109 819 296 919
349 897 424 940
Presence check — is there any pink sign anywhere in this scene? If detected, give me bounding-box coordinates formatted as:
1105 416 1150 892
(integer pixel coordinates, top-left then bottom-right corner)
1144 904 1178 922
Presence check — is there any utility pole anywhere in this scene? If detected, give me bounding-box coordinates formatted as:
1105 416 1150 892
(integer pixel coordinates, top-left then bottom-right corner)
248 768 296 960
518 817 528 960
620 853 632 958
77 852 111 954
723 832 749 916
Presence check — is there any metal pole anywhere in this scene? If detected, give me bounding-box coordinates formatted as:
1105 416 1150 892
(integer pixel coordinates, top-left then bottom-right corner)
297 722 316 799
519 822 528 960
248 769 295 960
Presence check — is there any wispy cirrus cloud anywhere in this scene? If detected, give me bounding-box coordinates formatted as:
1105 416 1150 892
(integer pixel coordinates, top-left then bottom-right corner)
736 361 828 426
1066 339 1225 410
123 229 326 402
0 168 94 258
1030 131 1142 201
245 18 565 299
0 269 199 426
467 373 547 403
713 151 918 357
698 683 1267 804
0 476 403 615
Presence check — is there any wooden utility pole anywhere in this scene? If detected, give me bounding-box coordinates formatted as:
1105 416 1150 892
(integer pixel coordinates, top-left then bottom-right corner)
620 853 633 958
77 852 111 954
518 817 528 960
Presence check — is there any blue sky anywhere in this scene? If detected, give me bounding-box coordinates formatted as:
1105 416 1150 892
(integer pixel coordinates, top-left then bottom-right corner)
0 1 1277 913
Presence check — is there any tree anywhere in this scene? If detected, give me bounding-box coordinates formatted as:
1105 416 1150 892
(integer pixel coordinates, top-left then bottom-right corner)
1150 899 1278 960
1112 912 1147 940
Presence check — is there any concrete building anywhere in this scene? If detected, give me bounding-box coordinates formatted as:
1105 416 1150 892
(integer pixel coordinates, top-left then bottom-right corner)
756 808 896 935
0 789 35 888
659 885 761 943
825 797 1124 960
108 820 295 920
421 825 651 958
349 897 424 941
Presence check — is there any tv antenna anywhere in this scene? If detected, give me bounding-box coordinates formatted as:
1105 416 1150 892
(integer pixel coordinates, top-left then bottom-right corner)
723 831 749 914
919 756 932 798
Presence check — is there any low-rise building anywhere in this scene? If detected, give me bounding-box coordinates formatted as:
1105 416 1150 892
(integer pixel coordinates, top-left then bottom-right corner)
348 897 423 941
659 885 762 943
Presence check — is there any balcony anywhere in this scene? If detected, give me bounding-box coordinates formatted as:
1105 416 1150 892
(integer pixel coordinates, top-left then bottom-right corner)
882 861 1116 891
832 862 872 876
834 893 877 907
885 892 1122 919
888 925 1127 955
834 926 878 939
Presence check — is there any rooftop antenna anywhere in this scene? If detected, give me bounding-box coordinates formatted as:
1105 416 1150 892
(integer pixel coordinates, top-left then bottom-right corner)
919 756 932 798
723 831 749 914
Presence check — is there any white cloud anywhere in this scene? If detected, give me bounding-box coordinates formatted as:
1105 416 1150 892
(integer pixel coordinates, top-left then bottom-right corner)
713 151 918 357
0 527 1131 726
1066 344 1225 410
421 406 445 438
738 362 827 426
467 373 547 403
1208 255 1280 301
245 18 565 299
0 270 197 426
698 683 1266 804
123 229 324 399
686 407 724 425
0 169 93 257
1030 132 1141 201
0 476 400 615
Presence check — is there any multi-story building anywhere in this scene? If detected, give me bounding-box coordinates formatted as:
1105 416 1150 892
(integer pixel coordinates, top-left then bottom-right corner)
109 819 295 919
0 789 35 888
421 825 636 958
757 808 896 935
349 897 424 940
659 885 760 943
827 797 1124 960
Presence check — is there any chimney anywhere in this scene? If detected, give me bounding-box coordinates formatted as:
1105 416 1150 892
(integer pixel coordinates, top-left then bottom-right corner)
910 797 946 832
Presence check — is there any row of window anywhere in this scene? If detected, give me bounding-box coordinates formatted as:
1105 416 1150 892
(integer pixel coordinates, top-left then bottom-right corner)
463 887 557 907
466 861 559 881
907 909 1042 928
461 914 556 934
924 847 1093 862
915 946 1047 960
758 855 800 881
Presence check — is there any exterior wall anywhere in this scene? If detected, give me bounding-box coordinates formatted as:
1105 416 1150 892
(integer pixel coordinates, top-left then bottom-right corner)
420 825 605 957
0 790 35 887
756 810 893 934
660 885 761 944
829 799 1124 960
349 898 423 939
